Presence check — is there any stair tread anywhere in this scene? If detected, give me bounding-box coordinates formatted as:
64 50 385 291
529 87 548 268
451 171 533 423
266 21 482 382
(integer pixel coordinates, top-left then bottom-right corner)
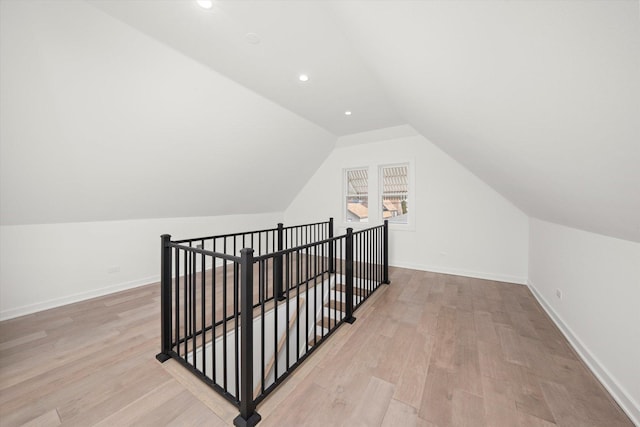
322 306 344 317
316 316 339 328
334 283 369 296
325 295 362 310
325 301 348 312
308 334 326 348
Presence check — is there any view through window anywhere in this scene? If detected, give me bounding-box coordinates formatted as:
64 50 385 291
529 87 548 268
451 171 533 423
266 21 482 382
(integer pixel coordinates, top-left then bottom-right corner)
345 168 369 223
381 165 409 224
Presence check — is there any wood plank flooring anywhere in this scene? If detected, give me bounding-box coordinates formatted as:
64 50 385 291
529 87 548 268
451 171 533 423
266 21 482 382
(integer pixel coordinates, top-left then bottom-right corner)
0 267 633 426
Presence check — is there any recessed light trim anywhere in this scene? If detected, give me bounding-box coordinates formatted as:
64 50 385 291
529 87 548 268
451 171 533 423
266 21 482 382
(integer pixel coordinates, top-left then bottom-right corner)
344 111 352 116
298 74 310 82
245 33 261 45
196 0 213 10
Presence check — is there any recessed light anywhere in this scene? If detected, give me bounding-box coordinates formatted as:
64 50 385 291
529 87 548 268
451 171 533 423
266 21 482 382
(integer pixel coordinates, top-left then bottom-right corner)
196 0 213 9
344 111 352 116
298 74 309 82
245 33 260 45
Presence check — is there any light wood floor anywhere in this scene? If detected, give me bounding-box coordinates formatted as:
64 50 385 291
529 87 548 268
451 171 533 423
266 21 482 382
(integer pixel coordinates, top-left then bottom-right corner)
0 267 632 426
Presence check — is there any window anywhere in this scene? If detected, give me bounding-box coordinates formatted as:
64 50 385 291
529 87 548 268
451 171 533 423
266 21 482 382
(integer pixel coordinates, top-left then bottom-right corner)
342 162 412 228
380 164 409 224
345 168 369 223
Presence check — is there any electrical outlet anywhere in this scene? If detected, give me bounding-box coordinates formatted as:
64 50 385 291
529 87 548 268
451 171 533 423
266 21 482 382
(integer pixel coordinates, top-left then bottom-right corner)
556 289 562 300
107 266 120 274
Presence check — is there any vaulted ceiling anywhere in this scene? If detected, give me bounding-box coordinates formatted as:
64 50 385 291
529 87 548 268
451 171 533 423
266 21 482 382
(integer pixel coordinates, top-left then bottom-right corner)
1 0 638 242
330 0 640 242
0 0 336 225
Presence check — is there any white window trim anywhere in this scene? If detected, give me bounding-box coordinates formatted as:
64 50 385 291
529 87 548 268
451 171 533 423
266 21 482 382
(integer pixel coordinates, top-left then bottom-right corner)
341 160 415 231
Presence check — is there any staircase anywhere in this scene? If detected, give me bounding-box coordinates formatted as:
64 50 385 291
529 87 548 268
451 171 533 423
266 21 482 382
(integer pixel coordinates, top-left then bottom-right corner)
185 274 373 397
307 279 366 346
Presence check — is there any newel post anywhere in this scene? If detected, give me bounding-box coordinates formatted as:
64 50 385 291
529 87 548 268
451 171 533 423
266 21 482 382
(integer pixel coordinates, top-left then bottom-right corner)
328 217 335 274
234 248 261 427
344 228 356 324
383 220 390 285
156 234 172 363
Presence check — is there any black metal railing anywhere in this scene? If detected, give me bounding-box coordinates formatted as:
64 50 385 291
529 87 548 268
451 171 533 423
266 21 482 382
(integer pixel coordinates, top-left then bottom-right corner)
171 219 331 257
156 218 389 427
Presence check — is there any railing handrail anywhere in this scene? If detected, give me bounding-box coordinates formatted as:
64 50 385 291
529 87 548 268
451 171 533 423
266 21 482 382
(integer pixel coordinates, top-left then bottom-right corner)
171 228 277 244
253 234 342 261
255 223 383 261
169 220 384 264
171 219 330 245
351 223 384 236
167 242 242 263
281 220 329 230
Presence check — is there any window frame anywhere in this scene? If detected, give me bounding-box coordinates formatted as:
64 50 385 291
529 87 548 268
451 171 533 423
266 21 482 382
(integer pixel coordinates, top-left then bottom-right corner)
378 161 415 231
379 163 410 226
343 166 371 225
341 160 415 231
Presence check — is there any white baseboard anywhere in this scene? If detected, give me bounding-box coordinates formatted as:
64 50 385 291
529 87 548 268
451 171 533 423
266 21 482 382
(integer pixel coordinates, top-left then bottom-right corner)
0 275 160 321
528 281 640 426
390 261 527 285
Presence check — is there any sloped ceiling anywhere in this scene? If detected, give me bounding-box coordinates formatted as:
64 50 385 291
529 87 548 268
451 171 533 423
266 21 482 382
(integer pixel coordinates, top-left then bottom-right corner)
1 0 638 243
88 0 404 136
0 0 335 225
330 0 640 242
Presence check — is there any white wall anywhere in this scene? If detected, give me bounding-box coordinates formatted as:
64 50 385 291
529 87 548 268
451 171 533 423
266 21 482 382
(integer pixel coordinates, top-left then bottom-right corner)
0 0 335 321
0 212 282 320
528 218 640 424
285 126 529 284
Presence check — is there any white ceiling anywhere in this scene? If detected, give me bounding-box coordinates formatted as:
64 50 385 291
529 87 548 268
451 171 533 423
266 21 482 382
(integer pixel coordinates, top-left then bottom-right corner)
89 0 640 241
88 0 404 136
0 0 335 225
2 0 638 242
330 0 640 242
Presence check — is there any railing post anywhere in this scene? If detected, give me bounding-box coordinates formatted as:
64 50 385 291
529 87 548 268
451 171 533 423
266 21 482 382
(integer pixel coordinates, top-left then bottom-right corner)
156 234 172 363
383 220 390 285
328 217 335 273
234 248 261 427
275 223 284 301
345 228 356 324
